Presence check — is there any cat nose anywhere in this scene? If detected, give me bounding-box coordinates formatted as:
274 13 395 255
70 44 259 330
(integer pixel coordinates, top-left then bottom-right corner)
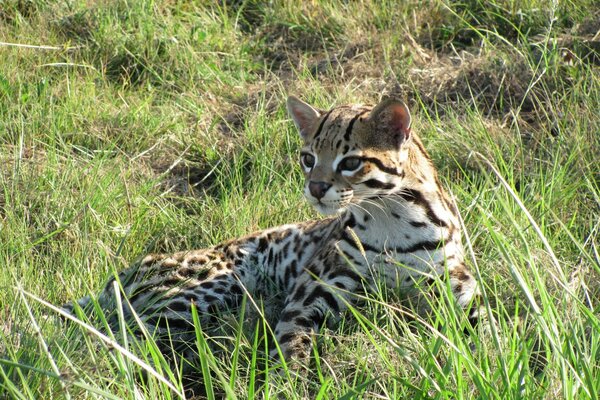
308 181 332 199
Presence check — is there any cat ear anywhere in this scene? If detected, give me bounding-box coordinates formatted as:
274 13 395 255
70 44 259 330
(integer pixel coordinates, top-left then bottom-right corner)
287 95 321 139
370 98 412 147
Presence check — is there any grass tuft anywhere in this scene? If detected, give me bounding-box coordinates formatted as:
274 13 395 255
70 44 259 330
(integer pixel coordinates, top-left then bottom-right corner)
1 0 598 398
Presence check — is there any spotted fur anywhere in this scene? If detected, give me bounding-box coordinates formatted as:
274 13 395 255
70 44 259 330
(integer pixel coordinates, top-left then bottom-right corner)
63 96 479 365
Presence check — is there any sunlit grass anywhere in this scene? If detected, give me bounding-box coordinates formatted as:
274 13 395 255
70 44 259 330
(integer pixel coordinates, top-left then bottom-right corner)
1 0 598 398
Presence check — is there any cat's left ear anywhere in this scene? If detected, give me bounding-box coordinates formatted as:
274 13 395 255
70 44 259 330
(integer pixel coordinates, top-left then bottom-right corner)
370 98 411 147
287 95 321 139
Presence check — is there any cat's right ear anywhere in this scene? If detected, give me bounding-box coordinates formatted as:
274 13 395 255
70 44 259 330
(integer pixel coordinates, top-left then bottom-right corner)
287 96 321 139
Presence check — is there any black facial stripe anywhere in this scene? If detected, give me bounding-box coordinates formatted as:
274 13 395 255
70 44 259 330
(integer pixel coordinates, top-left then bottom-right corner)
332 138 342 152
360 179 396 189
313 110 334 140
344 110 369 141
398 189 448 227
361 157 401 176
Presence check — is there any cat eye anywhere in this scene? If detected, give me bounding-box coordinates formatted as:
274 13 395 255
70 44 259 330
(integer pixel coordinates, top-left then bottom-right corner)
301 153 315 169
339 157 362 172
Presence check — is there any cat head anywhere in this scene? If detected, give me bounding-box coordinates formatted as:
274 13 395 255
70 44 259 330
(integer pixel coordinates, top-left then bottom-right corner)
287 96 413 215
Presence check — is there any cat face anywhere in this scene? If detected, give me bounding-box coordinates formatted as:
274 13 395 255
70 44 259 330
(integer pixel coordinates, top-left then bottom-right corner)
287 96 412 215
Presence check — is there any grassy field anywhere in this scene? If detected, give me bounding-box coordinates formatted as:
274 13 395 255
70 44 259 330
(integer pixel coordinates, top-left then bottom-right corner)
1 0 599 398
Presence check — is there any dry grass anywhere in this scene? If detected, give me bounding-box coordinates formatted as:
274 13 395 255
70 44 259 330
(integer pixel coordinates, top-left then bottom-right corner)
1 1 599 398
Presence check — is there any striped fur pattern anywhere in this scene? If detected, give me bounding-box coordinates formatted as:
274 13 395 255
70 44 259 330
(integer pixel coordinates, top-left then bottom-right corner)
63 96 479 365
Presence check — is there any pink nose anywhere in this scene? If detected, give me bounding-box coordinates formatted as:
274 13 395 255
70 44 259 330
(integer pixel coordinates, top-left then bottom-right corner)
308 181 331 199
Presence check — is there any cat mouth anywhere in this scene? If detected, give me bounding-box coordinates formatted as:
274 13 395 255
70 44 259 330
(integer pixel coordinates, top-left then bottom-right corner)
308 199 348 215
314 203 345 215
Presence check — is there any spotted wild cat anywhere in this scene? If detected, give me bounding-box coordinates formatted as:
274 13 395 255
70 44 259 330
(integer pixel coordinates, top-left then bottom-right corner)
63 96 480 365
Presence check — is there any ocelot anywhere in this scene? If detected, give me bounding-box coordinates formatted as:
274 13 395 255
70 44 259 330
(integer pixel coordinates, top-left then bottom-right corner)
63 96 480 366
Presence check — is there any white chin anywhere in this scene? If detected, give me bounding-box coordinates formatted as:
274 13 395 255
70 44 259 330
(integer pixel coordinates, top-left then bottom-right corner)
313 203 345 216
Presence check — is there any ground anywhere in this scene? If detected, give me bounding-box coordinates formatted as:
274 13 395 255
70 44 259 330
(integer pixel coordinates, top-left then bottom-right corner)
0 1 599 399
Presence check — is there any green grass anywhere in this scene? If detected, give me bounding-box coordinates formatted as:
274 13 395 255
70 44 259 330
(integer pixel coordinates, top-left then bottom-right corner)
1 0 599 398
